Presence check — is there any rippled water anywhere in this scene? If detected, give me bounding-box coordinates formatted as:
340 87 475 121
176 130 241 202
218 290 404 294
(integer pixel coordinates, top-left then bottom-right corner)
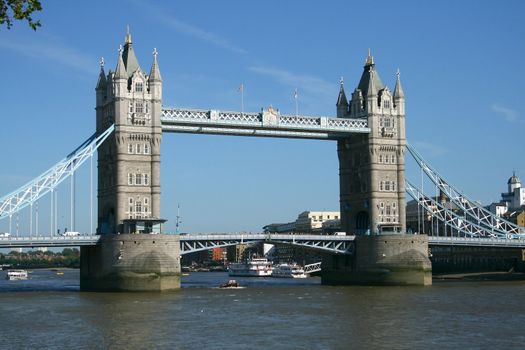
1 269 525 349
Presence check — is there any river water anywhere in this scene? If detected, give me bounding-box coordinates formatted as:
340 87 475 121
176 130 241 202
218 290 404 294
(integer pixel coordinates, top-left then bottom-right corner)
1 269 525 349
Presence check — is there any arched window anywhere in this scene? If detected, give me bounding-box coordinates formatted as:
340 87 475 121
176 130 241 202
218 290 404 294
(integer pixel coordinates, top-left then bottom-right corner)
136 174 143 185
144 143 150 154
136 144 142 154
128 174 134 185
144 174 149 186
135 82 143 92
380 181 384 191
128 144 134 154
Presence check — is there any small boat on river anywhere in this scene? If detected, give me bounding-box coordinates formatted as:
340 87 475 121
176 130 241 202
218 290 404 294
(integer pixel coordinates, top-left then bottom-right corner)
219 279 243 289
6 269 28 280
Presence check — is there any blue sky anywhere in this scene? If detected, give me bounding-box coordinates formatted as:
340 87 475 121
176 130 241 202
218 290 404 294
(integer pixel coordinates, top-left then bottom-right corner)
0 0 524 234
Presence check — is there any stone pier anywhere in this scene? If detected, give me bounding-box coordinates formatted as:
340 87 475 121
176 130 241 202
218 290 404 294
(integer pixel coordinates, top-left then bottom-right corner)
322 234 432 286
80 234 181 291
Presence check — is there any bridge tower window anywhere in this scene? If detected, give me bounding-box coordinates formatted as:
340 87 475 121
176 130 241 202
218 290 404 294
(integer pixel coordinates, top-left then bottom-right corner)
136 144 142 154
128 144 134 154
128 173 134 185
136 174 143 185
135 82 143 92
144 143 150 154
129 101 134 113
144 174 149 186
136 102 144 113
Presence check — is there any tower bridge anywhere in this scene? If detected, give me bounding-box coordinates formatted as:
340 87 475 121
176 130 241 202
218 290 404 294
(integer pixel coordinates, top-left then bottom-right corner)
1 32 523 290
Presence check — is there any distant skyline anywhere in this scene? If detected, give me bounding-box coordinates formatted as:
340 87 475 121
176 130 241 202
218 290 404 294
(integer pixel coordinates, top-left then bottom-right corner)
0 0 524 234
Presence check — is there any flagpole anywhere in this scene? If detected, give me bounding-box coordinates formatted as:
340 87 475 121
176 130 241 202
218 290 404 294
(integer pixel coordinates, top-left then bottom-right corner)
294 88 298 116
239 83 244 116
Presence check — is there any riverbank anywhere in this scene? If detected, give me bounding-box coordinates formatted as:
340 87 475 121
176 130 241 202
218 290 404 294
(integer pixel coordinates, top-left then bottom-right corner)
433 271 525 281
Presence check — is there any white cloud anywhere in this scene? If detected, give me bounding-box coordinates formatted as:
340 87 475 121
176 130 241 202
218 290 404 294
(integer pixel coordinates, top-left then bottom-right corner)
410 141 448 157
0 37 96 76
491 104 520 123
249 65 334 98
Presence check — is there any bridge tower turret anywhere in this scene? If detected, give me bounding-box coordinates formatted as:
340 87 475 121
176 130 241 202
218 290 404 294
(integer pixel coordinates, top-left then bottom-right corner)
95 31 164 234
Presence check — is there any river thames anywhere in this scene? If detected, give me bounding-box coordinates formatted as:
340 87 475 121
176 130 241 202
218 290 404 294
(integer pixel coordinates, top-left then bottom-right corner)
1 269 525 349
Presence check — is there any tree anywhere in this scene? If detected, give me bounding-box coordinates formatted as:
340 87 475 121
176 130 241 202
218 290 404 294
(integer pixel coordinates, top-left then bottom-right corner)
0 0 42 30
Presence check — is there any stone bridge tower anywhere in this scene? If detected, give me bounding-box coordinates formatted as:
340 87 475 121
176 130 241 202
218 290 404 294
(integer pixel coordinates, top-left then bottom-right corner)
323 52 431 286
83 32 180 292
337 51 406 235
95 31 163 234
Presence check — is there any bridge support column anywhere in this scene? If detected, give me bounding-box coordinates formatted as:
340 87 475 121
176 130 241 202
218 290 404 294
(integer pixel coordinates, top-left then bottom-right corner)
321 234 432 286
80 234 181 291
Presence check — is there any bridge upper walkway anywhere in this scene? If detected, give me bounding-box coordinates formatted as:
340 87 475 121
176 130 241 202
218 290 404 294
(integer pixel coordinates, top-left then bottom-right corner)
161 107 370 140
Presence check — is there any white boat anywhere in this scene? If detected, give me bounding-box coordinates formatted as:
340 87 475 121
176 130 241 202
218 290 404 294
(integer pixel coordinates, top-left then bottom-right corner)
6 269 28 280
228 257 273 277
271 263 307 278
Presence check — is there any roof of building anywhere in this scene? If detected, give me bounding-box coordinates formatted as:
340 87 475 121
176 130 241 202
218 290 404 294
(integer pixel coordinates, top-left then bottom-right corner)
356 50 385 97
122 30 141 77
508 172 521 185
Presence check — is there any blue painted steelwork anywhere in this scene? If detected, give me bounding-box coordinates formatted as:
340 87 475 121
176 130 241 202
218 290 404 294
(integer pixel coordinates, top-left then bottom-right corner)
0 125 115 221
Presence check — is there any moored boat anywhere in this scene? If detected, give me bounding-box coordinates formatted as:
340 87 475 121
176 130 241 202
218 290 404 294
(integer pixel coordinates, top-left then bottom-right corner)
271 263 307 278
6 269 28 280
228 257 273 277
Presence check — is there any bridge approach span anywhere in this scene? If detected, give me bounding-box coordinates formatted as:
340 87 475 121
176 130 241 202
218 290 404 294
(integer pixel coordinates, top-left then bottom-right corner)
2 234 525 251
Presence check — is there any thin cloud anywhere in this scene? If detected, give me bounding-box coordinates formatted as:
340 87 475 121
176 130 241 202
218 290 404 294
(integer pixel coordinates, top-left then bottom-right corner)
132 0 247 55
491 104 520 123
249 65 334 98
410 141 448 157
0 37 96 76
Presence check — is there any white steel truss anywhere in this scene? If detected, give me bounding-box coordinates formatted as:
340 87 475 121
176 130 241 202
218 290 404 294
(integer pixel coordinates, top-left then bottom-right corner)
405 180 506 239
304 262 322 274
0 125 115 220
406 143 524 235
179 233 354 255
161 108 370 140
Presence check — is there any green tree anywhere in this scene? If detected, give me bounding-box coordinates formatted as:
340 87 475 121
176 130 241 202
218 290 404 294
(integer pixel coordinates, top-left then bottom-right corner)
0 0 42 30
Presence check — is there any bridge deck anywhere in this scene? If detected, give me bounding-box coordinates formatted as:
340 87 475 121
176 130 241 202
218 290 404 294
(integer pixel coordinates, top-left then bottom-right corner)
2 234 525 251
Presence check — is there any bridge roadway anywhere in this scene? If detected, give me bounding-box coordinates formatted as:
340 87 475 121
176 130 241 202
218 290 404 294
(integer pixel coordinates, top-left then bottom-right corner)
2 234 525 252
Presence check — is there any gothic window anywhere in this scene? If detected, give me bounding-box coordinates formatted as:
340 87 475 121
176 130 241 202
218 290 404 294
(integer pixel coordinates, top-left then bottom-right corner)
379 154 383 163
391 181 396 191
135 82 143 92
136 174 143 185
391 155 396 163
393 202 396 209
384 118 392 128
385 181 391 191
136 144 142 154
128 144 134 154
128 173 134 185
386 204 391 216
136 202 142 213
144 174 149 186
129 102 134 113
383 100 390 109
145 102 149 114
144 143 150 154
129 198 133 205
380 181 384 191
144 198 149 205
136 102 144 113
